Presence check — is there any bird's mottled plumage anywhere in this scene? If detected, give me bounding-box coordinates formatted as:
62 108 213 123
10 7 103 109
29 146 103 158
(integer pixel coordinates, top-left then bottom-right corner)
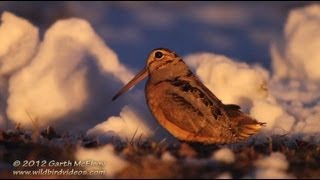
112 48 265 144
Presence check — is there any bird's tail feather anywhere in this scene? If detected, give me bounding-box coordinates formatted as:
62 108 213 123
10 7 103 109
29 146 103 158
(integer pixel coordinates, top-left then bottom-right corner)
236 121 266 141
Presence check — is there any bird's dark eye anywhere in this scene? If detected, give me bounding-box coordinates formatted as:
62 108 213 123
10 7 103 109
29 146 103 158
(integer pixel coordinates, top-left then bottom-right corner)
155 51 164 59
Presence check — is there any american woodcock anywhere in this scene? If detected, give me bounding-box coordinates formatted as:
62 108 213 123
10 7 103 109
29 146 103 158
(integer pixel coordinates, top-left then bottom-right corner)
112 48 265 144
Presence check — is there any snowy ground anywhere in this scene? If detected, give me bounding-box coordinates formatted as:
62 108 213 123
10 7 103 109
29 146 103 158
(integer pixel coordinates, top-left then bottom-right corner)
0 2 320 179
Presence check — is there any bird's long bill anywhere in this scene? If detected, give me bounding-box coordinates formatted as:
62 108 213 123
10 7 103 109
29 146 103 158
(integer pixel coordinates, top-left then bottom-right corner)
112 67 148 101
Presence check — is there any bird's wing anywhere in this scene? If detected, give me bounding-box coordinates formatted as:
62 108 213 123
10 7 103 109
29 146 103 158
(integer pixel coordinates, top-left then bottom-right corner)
175 75 265 141
154 76 237 143
158 89 235 144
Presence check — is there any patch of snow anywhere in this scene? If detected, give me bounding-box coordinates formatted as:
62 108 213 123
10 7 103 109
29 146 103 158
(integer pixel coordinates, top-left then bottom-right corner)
216 172 232 179
87 105 152 142
250 99 295 132
185 53 269 112
212 147 235 164
161 151 176 162
271 4 320 81
253 152 294 178
0 11 39 128
0 11 166 142
75 144 128 177
5 15 133 131
268 4 320 137
0 11 39 76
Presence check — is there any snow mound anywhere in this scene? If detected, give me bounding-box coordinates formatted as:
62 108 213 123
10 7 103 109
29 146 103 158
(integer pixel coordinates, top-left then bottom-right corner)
271 4 320 81
0 11 39 76
0 11 39 128
0 11 167 142
269 4 320 138
6 16 132 130
185 53 269 111
87 105 152 142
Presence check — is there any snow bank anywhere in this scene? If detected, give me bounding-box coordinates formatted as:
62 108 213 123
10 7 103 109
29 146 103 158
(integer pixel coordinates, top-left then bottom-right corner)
0 11 165 142
6 17 130 129
0 12 39 128
269 4 320 137
185 53 269 111
0 11 39 76
250 99 296 133
271 4 320 81
75 144 128 177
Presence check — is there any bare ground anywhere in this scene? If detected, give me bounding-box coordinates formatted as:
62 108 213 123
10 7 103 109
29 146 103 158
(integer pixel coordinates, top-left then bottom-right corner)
1 126 319 179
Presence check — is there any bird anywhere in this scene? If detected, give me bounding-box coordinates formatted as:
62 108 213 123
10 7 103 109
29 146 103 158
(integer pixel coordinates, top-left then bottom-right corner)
112 48 266 144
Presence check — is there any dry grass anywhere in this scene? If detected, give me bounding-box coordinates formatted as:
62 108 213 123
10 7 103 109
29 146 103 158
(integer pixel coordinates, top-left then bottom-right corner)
0 126 320 179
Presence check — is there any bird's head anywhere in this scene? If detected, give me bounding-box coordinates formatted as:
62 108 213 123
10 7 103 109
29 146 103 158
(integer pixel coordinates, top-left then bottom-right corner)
112 48 185 101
